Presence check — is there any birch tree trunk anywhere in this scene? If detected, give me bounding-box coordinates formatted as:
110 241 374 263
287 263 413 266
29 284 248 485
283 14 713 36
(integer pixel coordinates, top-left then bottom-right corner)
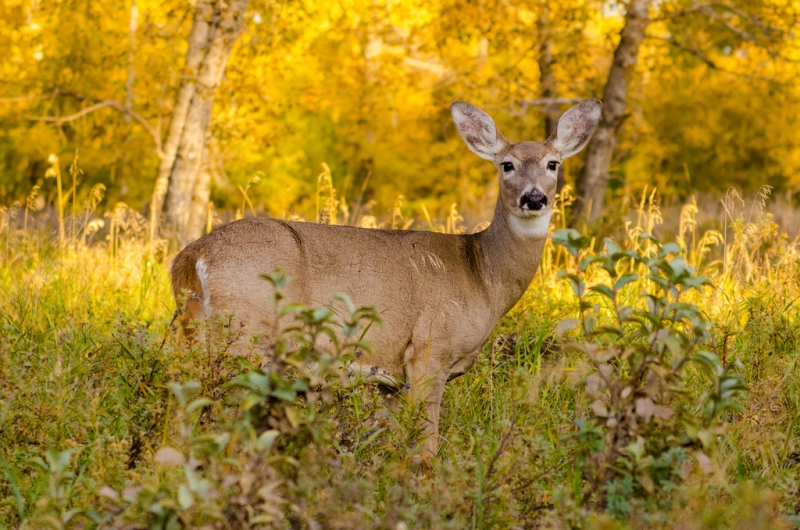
572 0 650 223
537 4 566 191
150 0 248 248
149 0 212 244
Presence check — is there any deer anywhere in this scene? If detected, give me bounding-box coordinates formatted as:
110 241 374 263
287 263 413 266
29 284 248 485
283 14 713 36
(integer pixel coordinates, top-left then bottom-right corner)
170 99 602 457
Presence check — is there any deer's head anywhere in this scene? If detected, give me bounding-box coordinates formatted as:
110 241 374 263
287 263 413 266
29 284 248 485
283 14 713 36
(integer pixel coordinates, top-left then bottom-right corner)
451 99 602 238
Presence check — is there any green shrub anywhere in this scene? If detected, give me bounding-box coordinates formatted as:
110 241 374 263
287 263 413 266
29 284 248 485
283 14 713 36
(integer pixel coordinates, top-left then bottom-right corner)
553 229 747 514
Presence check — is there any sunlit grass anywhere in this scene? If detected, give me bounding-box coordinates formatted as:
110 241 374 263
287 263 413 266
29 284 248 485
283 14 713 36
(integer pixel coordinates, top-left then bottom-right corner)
0 176 798 528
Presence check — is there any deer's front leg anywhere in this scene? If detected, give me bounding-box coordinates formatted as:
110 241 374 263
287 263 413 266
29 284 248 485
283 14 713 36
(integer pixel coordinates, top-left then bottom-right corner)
406 355 448 458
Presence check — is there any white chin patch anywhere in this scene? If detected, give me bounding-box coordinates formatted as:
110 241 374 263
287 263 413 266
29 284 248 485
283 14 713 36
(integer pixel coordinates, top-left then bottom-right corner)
508 209 552 239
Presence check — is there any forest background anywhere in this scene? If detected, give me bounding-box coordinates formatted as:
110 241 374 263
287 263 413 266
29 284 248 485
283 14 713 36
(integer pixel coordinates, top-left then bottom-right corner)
2 0 800 239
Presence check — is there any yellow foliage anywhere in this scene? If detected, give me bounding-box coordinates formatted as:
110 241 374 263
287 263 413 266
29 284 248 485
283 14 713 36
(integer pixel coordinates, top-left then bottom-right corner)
0 0 798 219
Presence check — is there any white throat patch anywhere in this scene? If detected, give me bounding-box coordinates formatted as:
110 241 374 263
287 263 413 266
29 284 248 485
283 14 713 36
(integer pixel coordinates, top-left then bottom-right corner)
508 209 553 239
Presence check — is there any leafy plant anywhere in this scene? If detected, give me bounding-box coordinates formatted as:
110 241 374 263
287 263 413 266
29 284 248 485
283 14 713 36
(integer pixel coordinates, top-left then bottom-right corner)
552 228 747 511
226 270 381 447
25 449 100 528
110 270 383 527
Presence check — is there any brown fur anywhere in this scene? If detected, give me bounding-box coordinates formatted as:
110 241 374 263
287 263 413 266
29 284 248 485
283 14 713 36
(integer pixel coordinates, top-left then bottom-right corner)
170 244 206 339
170 100 601 457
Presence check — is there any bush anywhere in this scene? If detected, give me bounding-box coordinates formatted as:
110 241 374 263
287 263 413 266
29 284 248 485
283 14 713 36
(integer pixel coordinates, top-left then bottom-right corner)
553 229 747 515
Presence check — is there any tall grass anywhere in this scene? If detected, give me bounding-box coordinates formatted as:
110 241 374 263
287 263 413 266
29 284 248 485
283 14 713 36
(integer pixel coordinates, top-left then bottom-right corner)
0 167 798 528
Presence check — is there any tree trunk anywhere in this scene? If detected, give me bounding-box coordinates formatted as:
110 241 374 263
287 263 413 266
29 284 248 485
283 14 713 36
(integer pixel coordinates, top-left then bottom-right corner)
155 0 248 248
149 0 213 245
537 4 566 192
572 0 650 223
189 133 213 236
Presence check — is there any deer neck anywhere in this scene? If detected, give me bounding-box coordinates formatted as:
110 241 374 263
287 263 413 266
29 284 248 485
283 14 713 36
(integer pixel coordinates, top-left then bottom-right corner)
473 201 550 317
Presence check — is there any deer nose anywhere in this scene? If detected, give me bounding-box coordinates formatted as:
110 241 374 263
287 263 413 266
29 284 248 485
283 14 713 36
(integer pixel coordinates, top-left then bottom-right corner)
520 190 547 211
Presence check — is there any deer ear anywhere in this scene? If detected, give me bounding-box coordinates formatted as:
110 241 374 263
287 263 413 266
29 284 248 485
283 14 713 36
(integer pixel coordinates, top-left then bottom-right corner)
451 101 509 161
548 99 602 159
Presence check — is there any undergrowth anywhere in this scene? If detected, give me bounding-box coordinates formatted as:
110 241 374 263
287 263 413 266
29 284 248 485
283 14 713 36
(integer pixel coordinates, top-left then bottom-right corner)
0 183 799 528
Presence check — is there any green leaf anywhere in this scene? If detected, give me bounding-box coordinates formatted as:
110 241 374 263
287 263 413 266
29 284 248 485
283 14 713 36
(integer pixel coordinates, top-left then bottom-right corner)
47 448 76 471
256 430 280 452
271 388 297 402
178 484 194 509
590 284 615 301
618 305 634 321
292 380 310 392
191 434 229 456
187 398 215 414
614 273 639 292
318 327 340 349
247 372 271 393
261 270 293 289
168 381 200 406
555 318 580 338
599 260 618 279
579 255 602 272
27 456 49 473
63 508 88 524
611 250 640 261
682 275 711 290
354 428 387 454
659 335 683 357
279 302 307 317
213 433 230 452
669 256 687 276
638 473 655 494
659 242 682 257
649 274 670 290
571 279 586 298
285 406 300 429
552 228 585 257
603 238 619 255
697 429 715 449
694 350 721 375
558 271 581 283
241 393 262 411
312 306 331 322
593 325 621 337
334 292 356 313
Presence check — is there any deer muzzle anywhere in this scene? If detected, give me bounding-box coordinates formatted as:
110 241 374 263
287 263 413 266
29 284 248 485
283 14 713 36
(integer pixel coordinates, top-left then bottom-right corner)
520 190 547 211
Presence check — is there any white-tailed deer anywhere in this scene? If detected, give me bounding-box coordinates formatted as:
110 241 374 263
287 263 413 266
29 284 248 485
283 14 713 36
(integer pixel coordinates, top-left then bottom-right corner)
171 99 602 456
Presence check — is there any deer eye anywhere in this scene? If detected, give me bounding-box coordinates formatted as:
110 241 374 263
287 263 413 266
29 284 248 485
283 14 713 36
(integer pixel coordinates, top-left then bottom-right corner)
502 162 514 172
548 161 558 171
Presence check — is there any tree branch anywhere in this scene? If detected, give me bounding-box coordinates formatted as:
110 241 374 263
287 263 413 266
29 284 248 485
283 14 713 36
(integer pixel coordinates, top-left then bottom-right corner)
32 98 164 158
699 5 756 42
645 34 783 84
521 97 584 106
485 420 515 481
34 102 114 123
651 1 797 63
0 94 51 103
510 97 586 117
649 2 709 22
706 2 789 37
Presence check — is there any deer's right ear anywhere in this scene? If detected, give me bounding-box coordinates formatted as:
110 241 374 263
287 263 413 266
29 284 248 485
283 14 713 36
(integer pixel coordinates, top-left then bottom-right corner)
451 101 509 161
